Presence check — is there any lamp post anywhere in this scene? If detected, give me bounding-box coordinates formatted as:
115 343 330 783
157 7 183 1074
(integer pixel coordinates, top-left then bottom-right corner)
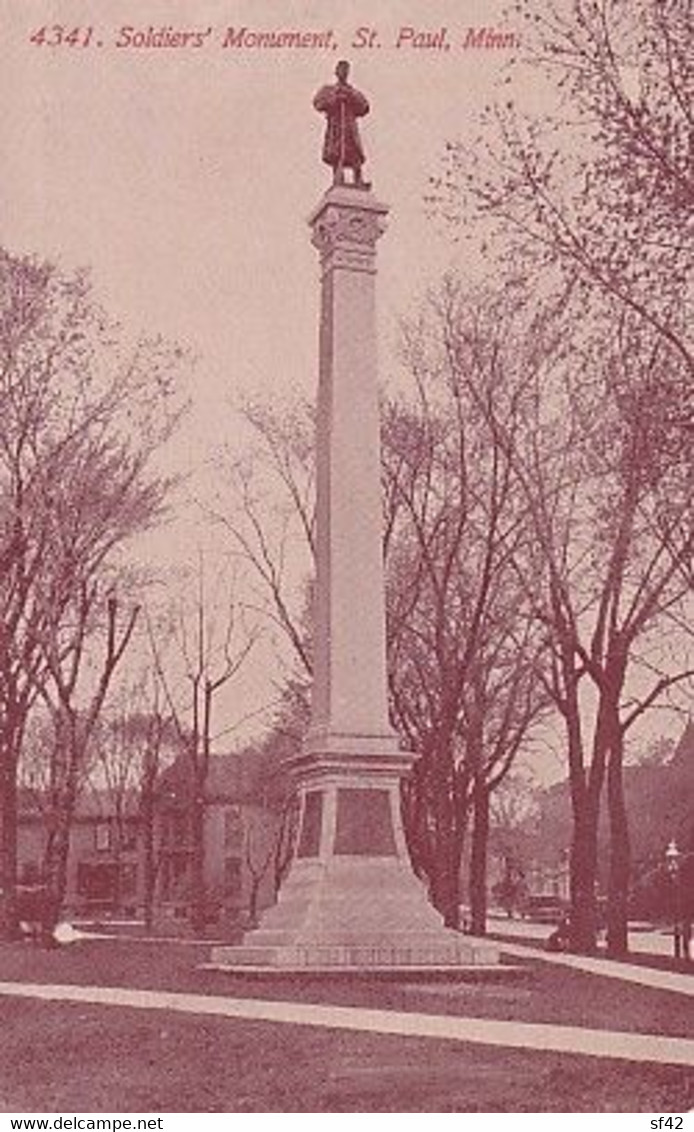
665 840 682 960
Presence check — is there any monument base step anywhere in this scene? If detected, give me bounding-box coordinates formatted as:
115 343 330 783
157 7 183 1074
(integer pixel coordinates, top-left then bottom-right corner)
210 854 501 971
202 962 521 982
210 936 498 969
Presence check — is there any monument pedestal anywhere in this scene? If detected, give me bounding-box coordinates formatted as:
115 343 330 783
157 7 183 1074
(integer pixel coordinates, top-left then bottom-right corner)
212 749 497 968
212 184 498 971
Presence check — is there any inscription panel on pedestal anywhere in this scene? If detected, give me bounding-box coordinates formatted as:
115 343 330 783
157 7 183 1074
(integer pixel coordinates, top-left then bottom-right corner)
333 788 396 856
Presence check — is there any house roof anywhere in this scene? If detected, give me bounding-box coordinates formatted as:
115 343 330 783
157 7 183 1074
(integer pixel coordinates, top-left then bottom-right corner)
18 786 141 821
157 749 280 805
18 745 286 820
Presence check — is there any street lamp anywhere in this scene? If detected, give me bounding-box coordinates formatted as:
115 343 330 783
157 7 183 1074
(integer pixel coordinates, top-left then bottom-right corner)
665 840 682 960
665 839 680 873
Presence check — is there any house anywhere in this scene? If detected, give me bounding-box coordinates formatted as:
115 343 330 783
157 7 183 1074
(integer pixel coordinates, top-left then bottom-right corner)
16 749 285 931
154 750 286 931
17 788 144 918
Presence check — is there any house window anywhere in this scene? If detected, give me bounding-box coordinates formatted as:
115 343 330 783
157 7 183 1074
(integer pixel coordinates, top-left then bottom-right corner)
224 856 242 897
95 823 112 852
120 822 138 852
19 861 41 886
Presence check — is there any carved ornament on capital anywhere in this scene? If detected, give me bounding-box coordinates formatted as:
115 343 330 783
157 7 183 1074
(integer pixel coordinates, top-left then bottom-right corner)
311 204 387 260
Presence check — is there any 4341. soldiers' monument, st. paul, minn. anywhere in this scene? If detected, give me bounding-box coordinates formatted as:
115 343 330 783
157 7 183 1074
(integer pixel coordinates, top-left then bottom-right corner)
212 65 497 970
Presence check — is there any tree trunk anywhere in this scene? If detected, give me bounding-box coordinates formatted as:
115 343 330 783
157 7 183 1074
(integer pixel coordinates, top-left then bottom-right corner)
43 812 72 913
433 863 460 928
0 757 20 941
429 813 461 929
469 781 489 936
564 677 606 955
42 746 80 936
430 773 463 929
606 736 630 956
247 873 262 926
401 766 434 882
141 786 156 933
569 806 599 953
189 795 206 935
39 812 73 946
112 808 122 913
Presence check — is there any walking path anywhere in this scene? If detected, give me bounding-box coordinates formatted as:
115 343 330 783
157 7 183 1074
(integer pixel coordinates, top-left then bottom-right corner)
1 975 693 1068
498 938 694 997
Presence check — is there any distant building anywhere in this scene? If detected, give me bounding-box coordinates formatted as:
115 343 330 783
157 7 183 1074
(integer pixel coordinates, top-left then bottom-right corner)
155 751 286 931
524 857 570 902
16 750 285 931
17 788 141 916
519 719 694 909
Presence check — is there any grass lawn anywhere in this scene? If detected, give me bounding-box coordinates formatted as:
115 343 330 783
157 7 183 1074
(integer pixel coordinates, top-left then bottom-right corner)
1 937 693 1037
1 938 693 1112
2 997 693 1113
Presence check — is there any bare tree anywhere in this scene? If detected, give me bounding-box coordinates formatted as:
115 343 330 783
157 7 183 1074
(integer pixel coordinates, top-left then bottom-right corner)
218 283 550 930
37 591 139 920
244 794 298 926
214 397 315 677
429 0 693 954
465 621 550 935
147 563 259 935
477 320 694 953
434 1 692 382
386 282 549 927
89 678 177 930
0 249 185 939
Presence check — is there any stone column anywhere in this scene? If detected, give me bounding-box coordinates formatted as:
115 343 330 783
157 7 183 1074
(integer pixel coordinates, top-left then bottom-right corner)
211 186 498 970
305 185 397 758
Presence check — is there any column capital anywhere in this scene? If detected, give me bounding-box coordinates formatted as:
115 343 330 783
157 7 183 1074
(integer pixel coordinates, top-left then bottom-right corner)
309 186 389 272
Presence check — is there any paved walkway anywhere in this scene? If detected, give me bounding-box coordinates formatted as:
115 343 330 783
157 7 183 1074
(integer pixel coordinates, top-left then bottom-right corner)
499 938 694 997
1 977 693 1068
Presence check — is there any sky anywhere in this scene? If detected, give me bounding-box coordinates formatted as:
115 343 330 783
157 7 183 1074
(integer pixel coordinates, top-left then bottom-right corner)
0 0 536 740
1 0 685 770
0 0 538 414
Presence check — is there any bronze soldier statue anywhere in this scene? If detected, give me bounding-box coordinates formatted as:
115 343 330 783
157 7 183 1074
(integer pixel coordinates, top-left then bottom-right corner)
314 61 370 188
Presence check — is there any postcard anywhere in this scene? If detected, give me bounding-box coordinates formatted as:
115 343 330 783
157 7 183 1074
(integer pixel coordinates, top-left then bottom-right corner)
0 0 691 1117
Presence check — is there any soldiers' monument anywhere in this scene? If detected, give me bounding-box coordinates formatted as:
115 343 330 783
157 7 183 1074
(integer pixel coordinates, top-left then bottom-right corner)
212 66 496 969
